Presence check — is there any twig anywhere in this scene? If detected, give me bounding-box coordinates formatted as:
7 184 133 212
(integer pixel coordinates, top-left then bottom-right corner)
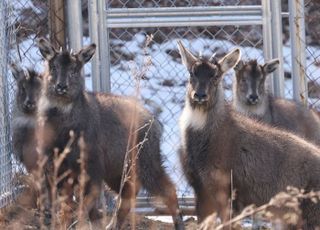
108 34 154 229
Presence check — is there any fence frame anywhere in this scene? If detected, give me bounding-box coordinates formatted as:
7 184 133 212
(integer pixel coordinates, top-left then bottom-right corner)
88 0 312 102
89 1 286 95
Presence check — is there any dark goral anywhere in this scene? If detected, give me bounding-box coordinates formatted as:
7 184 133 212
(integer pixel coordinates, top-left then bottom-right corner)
233 59 320 146
11 64 42 173
37 38 184 229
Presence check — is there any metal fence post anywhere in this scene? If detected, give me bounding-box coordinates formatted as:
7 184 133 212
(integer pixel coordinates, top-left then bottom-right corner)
66 0 83 51
261 0 274 94
97 0 110 92
270 0 284 98
88 0 110 92
289 0 307 104
88 0 101 91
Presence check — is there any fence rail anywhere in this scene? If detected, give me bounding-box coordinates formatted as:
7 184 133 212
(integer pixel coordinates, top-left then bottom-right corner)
106 6 263 28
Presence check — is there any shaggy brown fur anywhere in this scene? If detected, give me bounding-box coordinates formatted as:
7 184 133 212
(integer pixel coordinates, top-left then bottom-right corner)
36 38 184 229
233 59 320 146
178 41 320 229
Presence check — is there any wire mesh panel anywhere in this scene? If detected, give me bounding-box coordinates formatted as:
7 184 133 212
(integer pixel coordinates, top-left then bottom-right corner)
10 0 49 72
106 0 264 197
5 0 51 183
304 0 320 110
0 0 68 207
283 0 320 110
0 0 13 208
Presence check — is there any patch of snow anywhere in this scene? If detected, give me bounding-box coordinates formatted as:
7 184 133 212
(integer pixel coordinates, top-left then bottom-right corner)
11 0 42 14
146 215 196 223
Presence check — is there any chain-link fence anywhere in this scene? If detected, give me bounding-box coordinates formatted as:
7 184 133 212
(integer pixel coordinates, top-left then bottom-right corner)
9 0 73 75
304 0 320 110
1 0 320 213
0 0 67 208
281 0 320 110
0 0 13 208
108 26 264 196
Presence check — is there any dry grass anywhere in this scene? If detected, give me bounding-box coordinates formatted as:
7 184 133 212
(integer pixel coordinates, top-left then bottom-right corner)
2 129 320 229
2 184 319 230
198 186 320 230
3 145 319 229
106 33 155 230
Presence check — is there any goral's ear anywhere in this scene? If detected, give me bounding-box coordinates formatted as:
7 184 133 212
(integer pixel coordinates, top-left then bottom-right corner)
177 40 198 72
218 48 241 73
10 63 24 81
262 58 280 75
37 37 57 60
76 43 96 64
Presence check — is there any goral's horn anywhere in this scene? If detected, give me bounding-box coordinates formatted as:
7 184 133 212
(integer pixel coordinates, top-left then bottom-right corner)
209 52 217 62
24 69 30 80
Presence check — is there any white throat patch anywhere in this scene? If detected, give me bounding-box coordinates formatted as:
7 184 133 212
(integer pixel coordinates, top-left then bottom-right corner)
38 96 73 115
234 102 266 117
233 95 267 117
179 100 207 146
180 101 207 131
